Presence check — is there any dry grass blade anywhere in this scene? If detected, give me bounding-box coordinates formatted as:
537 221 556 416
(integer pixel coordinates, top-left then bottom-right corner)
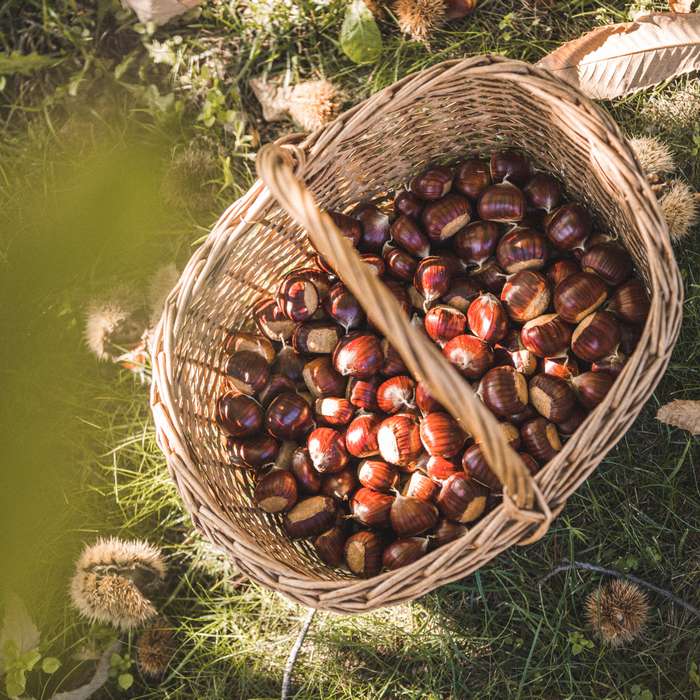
537 13 700 99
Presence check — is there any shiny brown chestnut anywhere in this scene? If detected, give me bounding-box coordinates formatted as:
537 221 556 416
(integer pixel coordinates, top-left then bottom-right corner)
543 353 580 382
351 487 394 528
390 215 430 258
421 193 472 241
328 210 362 246
571 371 615 409
519 452 541 475
467 293 509 343
521 418 561 463
226 350 271 395
453 220 501 266
314 396 355 426
591 350 627 377
390 493 439 536
410 165 453 200
346 376 380 411
431 519 468 547
275 345 305 382
355 203 391 252
454 158 492 199
291 448 322 494
496 228 549 274
442 333 494 379
345 412 382 457
469 258 507 294
381 340 409 377
292 321 343 354
477 182 526 223
383 246 418 282
333 332 384 378
254 469 298 513
619 322 642 355
528 373 576 423
324 283 365 331
461 444 500 491
607 278 650 325
258 374 297 407
556 404 587 436
377 413 423 467
521 314 573 357
424 305 467 345
507 404 538 426
571 310 621 362
554 271 608 323
253 298 296 342
425 455 461 482
313 523 347 567
307 427 349 473
437 473 488 523
377 375 416 414
524 173 562 212
490 149 531 186
358 459 399 492
394 190 424 219
284 495 337 539
224 331 276 365
581 243 633 286
344 530 384 577
216 393 263 437
296 268 333 301
383 537 429 570
414 256 453 304
303 357 346 398
415 382 445 414
500 270 551 323
265 392 313 440
545 203 591 250
419 412 464 458
547 259 579 287
405 470 440 501
442 276 480 313
479 365 529 417
321 468 357 501
227 434 279 469
277 274 319 322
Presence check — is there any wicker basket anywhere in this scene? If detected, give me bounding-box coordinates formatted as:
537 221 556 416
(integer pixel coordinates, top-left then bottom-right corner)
150 55 682 613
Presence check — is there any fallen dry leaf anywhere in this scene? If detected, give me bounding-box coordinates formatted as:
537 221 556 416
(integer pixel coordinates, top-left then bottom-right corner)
656 399 700 435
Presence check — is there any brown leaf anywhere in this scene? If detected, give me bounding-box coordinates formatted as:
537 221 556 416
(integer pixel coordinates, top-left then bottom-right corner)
537 13 700 99
656 399 700 435
669 0 693 12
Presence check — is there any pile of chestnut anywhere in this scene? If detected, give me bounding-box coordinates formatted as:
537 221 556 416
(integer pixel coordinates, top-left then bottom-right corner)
217 149 649 578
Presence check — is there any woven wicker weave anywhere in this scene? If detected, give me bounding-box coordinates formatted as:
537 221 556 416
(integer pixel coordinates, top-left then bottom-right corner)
150 55 682 613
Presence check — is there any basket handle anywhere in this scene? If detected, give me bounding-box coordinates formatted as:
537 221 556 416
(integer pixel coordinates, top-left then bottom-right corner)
256 143 540 512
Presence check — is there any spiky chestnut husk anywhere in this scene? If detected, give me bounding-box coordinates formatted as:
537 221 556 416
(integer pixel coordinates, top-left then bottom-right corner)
287 80 342 132
629 136 675 178
659 180 699 241
585 579 649 646
85 299 147 362
136 619 176 678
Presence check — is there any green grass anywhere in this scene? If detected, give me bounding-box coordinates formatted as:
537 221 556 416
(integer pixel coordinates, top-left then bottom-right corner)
0 0 698 698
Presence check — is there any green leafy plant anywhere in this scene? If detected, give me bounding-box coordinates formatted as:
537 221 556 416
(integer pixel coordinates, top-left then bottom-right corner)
109 650 135 691
340 0 382 65
628 684 654 700
568 631 594 656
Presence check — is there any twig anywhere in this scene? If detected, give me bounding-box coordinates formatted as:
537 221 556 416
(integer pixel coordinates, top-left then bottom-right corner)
539 560 700 618
281 607 317 700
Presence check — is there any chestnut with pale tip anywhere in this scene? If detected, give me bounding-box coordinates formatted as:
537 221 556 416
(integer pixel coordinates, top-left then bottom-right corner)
344 530 384 577
265 392 313 440
461 444 500 492
424 305 467 345
571 310 621 363
521 418 561 463
501 270 551 323
442 276 480 313
545 203 591 250
345 412 382 457
431 519 468 547
410 165 453 200
390 492 439 536
404 470 439 501
346 376 380 411
216 392 263 438
277 274 319 322
358 459 399 492
421 193 472 241
291 448 322 494
413 256 453 304
453 220 500 266
313 523 347 567
524 173 562 212
303 357 346 398
490 149 531 186
377 413 423 467
314 396 355 426
382 537 429 570
328 210 362 246
419 412 464 458
390 215 430 258
383 246 418 282
477 182 526 223
571 371 615 409
224 331 276 365
547 259 579 287
324 283 365 331
377 375 416 414
351 487 394 528
426 454 461 482
528 373 576 424
394 190 423 218
254 469 298 513
442 334 494 379
356 203 390 252
283 495 337 539
554 271 608 324
226 350 270 395
521 314 573 358
321 468 357 501
307 427 349 474
479 365 529 417
437 473 488 523
581 243 632 286
454 158 491 199
467 293 509 344
227 434 279 469
253 298 296 342
332 332 384 378
607 278 650 325
496 228 549 274
292 321 343 355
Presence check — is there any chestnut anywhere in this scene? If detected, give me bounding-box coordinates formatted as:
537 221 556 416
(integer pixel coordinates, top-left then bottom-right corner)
467 293 509 343
419 412 465 458
377 413 422 467
390 215 430 258
314 523 347 567
383 537 429 570
490 149 531 186
528 373 576 423
581 243 633 286
284 495 337 539
479 366 529 417
314 396 355 426
571 371 615 409
415 381 445 414
254 469 298 513
277 273 319 322
421 193 472 241
384 246 418 282
216 392 263 437
462 444 500 491
253 298 295 342
442 276 480 313
571 310 621 362
554 271 608 323
358 459 399 492
500 270 551 323
303 357 346 398
496 228 549 274
506 404 538 426
404 470 440 501
292 321 343 354
351 487 394 528
442 333 494 379
521 418 561 463
454 158 492 199
274 440 297 470
521 314 573 357
307 427 349 473
345 412 382 457
291 448 322 494
469 258 507 295
377 375 416 414
436 473 488 523
344 530 383 577
545 203 591 250
494 329 538 376
431 519 467 547
591 350 627 377
258 373 297 407
224 331 276 365
360 253 386 276
556 404 587 436
395 190 423 219
477 182 526 223
619 322 642 355
410 164 453 200
524 173 562 212
321 467 357 501
381 339 409 377
390 493 439 536
424 305 467 345
297 268 333 301
328 210 362 246
607 278 650 325
425 455 461 482
226 350 270 395
324 283 365 331
453 221 501 265
547 259 579 287
355 203 391 252
543 353 580 382
519 452 541 476
274 345 306 382
414 256 453 304
346 376 380 411
333 332 384 378
265 392 313 440
227 434 279 469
